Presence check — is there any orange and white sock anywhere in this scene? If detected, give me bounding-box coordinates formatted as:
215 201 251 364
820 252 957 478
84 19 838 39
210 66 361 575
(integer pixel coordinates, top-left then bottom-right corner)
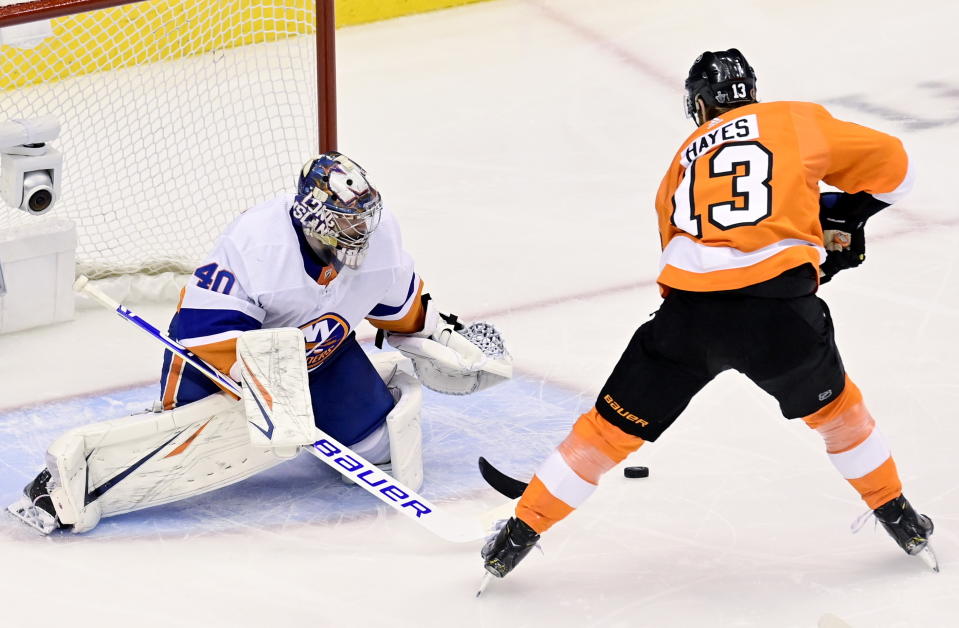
516 407 645 534
803 375 902 510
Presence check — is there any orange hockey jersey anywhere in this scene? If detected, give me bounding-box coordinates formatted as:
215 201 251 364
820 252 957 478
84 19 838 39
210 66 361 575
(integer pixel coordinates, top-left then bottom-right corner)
654 101 913 292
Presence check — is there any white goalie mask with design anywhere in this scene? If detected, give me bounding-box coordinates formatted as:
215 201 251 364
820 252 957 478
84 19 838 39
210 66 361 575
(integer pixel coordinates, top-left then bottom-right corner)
291 152 383 268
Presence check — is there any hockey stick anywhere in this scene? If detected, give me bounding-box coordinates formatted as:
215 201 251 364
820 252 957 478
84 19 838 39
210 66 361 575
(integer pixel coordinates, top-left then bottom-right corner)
477 457 529 499
74 275 486 543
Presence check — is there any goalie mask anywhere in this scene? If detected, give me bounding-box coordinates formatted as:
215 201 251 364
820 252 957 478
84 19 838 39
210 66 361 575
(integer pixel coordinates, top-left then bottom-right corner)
292 152 383 268
684 48 757 126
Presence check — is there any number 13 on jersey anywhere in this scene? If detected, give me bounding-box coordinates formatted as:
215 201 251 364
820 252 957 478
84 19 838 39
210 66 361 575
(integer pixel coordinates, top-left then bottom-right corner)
672 141 773 238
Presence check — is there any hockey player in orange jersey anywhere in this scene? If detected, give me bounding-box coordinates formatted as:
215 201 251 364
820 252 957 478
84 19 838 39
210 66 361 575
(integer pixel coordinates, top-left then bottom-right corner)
480 48 937 580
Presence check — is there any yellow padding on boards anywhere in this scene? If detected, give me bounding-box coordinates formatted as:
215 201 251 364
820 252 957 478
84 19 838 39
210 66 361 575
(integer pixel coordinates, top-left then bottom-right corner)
1 0 492 91
2 0 315 90
337 0 491 27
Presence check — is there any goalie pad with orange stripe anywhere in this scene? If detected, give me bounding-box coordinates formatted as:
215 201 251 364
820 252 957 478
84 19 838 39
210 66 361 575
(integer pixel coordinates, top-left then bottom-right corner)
19 331 420 535
38 329 315 533
34 393 281 534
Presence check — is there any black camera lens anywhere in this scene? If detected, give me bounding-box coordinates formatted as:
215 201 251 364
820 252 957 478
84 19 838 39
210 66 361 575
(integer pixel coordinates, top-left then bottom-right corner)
28 188 53 213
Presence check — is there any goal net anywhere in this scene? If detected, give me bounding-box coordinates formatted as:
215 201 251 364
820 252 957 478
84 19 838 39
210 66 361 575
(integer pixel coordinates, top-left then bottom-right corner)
0 0 333 280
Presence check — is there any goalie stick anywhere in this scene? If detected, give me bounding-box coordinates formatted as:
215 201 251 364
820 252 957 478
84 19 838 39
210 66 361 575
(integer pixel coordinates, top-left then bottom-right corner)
74 275 486 543
478 456 529 499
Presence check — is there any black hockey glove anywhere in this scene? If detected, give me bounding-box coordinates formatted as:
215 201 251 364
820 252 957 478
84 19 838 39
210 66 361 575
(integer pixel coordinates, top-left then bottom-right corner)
819 233 865 283
818 192 887 283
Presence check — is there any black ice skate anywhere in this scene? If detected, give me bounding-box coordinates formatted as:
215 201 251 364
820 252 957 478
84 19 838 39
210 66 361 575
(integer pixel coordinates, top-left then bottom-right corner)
6 468 63 535
873 494 938 572
482 517 540 578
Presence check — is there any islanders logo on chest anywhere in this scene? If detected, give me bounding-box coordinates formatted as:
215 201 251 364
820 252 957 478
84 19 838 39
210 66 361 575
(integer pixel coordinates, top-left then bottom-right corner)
301 313 351 371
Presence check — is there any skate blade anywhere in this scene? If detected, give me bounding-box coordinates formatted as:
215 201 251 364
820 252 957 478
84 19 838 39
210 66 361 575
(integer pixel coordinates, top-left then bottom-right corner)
916 543 939 572
475 572 493 598
6 497 57 535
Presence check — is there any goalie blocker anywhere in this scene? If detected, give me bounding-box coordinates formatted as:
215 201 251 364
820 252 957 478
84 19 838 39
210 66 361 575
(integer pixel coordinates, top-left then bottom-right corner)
8 330 424 535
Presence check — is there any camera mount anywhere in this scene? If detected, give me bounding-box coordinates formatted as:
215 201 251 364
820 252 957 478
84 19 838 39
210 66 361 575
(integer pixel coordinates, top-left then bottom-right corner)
1 117 62 215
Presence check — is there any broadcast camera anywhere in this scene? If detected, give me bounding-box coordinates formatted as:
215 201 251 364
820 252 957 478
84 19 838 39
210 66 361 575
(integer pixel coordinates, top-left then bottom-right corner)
0 117 62 215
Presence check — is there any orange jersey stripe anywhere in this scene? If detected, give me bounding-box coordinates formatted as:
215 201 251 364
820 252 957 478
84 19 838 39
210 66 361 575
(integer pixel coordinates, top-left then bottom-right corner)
366 279 426 334
189 337 238 377
162 355 185 411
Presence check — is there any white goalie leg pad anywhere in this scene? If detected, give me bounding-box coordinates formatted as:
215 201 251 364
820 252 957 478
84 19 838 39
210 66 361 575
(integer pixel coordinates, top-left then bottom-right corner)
45 393 286 533
46 431 101 533
237 328 318 458
386 309 512 395
372 352 424 491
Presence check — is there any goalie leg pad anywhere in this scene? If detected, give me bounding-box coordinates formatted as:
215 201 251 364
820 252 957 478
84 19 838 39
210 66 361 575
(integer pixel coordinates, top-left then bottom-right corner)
26 393 288 533
385 369 424 491
346 353 423 491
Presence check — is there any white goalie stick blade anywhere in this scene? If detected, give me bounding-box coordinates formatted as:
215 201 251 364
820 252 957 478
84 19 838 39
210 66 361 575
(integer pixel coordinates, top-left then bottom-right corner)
7 496 58 535
308 437 485 543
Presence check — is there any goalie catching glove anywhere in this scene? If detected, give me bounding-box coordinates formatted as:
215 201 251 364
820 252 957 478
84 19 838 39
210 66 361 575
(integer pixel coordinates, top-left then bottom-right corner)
380 295 512 395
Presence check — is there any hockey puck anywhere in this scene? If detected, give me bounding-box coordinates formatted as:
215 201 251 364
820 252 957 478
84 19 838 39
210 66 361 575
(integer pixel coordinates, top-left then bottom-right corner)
624 466 649 478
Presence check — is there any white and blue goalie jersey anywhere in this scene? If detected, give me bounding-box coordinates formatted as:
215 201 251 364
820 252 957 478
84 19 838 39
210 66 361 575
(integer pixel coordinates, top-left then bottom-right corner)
160 194 426 410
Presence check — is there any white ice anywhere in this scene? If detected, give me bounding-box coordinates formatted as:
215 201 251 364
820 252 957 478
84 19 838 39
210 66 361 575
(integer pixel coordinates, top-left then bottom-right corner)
2 1 958 626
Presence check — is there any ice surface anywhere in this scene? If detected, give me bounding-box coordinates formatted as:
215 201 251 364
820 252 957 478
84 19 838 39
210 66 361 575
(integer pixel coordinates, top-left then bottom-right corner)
2 0 958 626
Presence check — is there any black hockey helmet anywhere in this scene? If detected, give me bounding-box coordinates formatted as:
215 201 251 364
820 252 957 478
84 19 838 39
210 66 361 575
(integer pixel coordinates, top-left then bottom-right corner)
684 48 757 125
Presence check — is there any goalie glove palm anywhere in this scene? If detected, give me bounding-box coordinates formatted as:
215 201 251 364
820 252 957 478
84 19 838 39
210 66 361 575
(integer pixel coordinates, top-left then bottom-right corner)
385 302 512 395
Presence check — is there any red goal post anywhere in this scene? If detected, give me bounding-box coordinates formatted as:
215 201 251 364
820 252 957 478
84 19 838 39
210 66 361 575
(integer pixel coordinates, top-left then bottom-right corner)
0 0 337 279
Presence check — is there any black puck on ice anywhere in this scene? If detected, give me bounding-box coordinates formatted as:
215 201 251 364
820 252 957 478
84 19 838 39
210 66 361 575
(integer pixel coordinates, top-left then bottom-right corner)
624 466 649 478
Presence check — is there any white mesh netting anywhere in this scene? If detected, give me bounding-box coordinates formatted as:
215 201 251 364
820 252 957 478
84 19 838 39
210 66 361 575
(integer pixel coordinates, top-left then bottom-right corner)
0 0 320 279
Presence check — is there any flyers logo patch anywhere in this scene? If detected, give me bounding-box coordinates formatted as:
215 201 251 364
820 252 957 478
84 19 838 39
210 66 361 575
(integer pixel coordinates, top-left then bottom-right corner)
302 313 350 370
